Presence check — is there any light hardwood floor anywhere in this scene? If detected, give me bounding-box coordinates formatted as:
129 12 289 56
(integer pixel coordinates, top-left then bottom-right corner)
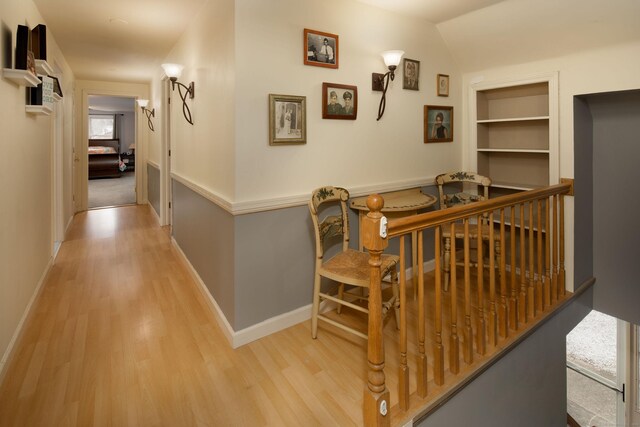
0 205 375 426
0 205 568 426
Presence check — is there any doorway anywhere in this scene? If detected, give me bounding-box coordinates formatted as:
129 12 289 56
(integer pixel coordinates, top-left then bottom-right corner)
567 310 627 426
87 95 136 209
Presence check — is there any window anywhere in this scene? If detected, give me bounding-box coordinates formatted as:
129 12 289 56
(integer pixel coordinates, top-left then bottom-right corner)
89 115 115 139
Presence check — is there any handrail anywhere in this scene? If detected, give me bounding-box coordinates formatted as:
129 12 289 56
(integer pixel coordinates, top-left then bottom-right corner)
362 179 574 426
387 181 573 237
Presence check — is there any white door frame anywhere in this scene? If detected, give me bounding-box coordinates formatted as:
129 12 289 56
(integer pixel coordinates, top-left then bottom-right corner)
629 324 640 425
52 94 64 255
76 87 147 212
160 77 172 226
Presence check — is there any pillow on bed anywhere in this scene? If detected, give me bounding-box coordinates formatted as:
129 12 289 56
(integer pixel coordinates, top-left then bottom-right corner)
88 146 117 154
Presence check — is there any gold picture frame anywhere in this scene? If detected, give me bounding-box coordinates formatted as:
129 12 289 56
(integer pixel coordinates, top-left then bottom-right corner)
437 74 449 97
269 94 306 145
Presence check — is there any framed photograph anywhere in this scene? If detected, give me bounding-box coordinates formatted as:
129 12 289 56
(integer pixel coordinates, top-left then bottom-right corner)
269 94 306 145
424 105 453 143
437 74 450 97
322 82 357 120
402 58 420 91
50 76 63 97
304 28 338 69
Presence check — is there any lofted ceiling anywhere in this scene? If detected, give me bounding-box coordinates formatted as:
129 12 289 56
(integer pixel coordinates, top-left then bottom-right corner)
32 0 640 83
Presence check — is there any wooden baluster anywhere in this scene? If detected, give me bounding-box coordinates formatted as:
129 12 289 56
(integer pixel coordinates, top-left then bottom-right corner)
398 236 409 410
559 194 566 297
362 195 390 427
417 231 428 397
544 197 552 306
518 203 526 324
509 205 518 330
528 201 535 320
463 219 473 364
449 222 460 374
499 209 508 338
536 199 544 311
552 195 559 302
488 212 497 346
434 226 445 386
476 215 486 355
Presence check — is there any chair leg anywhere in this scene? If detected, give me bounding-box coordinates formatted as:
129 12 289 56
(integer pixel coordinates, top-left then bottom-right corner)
392 266 400 330
337 283 344 314
311 272 322 339
443 236 451 292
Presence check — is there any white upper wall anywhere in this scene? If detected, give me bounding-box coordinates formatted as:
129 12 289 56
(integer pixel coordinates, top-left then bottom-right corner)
162 0 236 202
233 0 462 203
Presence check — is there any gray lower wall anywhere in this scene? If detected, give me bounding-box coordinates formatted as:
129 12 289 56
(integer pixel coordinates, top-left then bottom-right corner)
171 180 439 332
417 284 593 427
172 179 236 328
583 90 640 325
147 163 160 217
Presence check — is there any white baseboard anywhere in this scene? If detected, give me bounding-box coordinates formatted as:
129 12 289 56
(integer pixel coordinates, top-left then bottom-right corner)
171 234 437 349
0 257 53 385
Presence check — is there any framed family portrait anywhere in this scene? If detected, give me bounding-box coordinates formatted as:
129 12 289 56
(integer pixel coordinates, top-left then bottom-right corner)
402 58 420 91
304 28 339 69
322 82 357 120
424 105 453 143
269 94 306 145
437 74 450 97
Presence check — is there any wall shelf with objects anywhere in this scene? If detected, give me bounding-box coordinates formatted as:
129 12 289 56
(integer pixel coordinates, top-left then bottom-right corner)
2 68 40 87
26 105 52 115
469 72 559 194
34 59 53 76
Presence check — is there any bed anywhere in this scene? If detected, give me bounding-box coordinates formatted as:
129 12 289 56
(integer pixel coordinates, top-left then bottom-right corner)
88 139 121 179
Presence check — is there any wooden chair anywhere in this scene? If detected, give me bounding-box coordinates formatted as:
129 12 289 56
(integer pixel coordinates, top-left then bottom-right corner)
308 186 400 340
435 172 501 291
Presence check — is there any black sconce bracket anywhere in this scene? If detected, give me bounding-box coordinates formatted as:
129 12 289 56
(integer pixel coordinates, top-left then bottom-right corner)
170 78 195 125
373 65 397 121
141 107 155 132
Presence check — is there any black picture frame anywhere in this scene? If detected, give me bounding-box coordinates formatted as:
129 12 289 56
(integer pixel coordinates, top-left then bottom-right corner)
402 58 420 91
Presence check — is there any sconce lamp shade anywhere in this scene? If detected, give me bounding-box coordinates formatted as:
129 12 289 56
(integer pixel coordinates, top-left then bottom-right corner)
381 50 404 68
136 99 149 108
162 63 184 79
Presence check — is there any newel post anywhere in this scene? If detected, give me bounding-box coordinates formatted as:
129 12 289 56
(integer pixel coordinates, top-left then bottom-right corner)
362 194 391 427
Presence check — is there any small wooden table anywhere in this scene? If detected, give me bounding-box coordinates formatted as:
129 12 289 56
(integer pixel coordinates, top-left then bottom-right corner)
350 188 437 291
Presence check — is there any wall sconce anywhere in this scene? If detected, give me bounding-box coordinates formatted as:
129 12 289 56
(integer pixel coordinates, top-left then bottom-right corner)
161 63 195 125
137 99 155 131
372 50 404 121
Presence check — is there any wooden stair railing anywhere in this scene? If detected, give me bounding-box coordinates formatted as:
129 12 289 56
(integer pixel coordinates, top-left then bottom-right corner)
362 180 574 426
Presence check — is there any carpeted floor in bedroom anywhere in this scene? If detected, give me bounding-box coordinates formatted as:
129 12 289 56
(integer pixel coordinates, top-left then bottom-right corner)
88 171 136 208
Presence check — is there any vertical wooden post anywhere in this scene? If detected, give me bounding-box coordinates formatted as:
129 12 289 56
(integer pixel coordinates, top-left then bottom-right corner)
488 212 497 346
509 206 518 330
476 215 486 355
498 209 508 338
463 219 473 364
559 194 566 297
434 226 445 386
552 195 559 302
449 222 460 374
528 202 535 320
544 198 552 307
417 231 428 397
398 236 409 410
362 195 390 427
536 200 543 311
518 203 527 324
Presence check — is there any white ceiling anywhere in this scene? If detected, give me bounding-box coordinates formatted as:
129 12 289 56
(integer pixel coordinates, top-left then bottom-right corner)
353 0 507 23
88 95 135 112
32 0 640 83
32 0 209 82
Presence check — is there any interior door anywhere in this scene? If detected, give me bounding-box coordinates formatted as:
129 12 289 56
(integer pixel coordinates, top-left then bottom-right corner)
566 310 627 426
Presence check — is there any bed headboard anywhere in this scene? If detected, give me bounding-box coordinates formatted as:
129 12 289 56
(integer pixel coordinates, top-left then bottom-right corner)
88 139 120 151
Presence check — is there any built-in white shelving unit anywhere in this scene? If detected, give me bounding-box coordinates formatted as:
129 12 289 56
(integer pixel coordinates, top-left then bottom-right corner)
469 72 559 193
35 59 53 76
26 105 52 115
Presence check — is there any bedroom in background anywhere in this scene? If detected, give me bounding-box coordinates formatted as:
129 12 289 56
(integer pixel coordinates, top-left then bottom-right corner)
87 95 136 208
